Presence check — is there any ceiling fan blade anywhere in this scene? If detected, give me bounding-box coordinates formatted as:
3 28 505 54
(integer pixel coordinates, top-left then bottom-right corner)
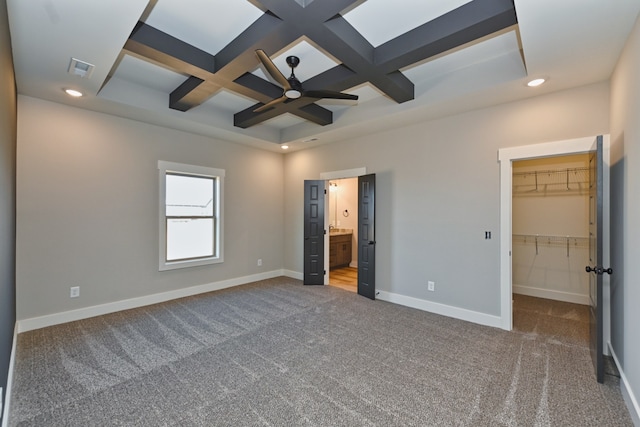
255 49 291 91
304 90 358 101
253 95 288 113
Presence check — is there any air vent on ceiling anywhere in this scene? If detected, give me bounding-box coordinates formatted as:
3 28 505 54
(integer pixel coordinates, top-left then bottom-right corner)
68 58 95 78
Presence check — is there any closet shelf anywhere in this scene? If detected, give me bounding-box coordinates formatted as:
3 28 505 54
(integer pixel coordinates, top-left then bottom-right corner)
513 234 588 256
513 166 589 194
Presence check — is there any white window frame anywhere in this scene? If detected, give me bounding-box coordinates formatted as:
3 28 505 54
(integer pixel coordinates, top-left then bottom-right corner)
158 161 225 271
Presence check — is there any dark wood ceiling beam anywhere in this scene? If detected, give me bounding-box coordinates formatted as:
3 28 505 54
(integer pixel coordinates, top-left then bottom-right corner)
170 76 206 112
124 22 216 77
306 0 363 21
126 17 292 111
321 15 414 102
257 0 361 23
294 102 332 125
299 64 359 92
374 0 518 72
234 98 332 128
230 72 284 100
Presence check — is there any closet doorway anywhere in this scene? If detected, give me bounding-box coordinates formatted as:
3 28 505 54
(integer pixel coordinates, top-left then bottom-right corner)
498 136 610 332
511 154 591 340
327 177 358 292
498 135 611 383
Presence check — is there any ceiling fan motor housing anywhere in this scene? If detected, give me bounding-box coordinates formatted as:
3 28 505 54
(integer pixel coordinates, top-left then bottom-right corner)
286 56 300 69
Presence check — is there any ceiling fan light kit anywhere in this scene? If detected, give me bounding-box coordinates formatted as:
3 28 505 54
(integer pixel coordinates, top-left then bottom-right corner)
284 89 302 99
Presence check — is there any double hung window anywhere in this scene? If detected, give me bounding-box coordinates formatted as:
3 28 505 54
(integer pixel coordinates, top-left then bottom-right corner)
158 161 224 270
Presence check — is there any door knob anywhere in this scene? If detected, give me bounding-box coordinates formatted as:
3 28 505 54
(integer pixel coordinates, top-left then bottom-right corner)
368 241 375 245
585 266 613 275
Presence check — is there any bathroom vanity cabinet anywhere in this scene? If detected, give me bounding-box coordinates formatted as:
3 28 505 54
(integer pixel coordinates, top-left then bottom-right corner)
329 232 352 268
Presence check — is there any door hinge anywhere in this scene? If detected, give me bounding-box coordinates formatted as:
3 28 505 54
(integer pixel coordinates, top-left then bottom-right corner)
324 270 326 275
324 189 327 194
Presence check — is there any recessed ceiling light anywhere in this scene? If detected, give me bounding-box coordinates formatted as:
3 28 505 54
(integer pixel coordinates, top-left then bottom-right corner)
527 78 546 87
64 88 83 97
281 144 289 150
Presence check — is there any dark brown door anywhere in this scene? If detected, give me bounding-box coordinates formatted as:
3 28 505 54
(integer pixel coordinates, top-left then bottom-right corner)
586 135 611 383
304 180 325 285
358 174 376 299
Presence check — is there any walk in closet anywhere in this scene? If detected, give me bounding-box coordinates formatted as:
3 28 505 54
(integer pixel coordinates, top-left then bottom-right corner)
512 154 590 305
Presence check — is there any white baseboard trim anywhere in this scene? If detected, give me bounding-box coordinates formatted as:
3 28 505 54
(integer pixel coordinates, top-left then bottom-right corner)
17 270 286 333
609 342 640 426
283 270 303 280
513 284 589 306
278 274 503 329
1 324 17 427
376 291 503 329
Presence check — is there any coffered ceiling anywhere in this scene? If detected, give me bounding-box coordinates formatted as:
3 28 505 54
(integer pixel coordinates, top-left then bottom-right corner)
7 0 640 152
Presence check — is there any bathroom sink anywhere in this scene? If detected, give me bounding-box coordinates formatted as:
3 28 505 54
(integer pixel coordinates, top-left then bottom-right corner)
329 228 352 236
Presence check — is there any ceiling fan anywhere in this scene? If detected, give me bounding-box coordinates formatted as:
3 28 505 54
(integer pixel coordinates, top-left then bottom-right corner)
254 49 358 113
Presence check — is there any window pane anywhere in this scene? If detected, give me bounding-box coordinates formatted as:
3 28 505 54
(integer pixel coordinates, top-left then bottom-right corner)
166 174 214 216
166 218 214 261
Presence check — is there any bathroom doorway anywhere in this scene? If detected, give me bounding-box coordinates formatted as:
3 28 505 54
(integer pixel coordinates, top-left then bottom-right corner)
328 177 358 292
306 167 375 299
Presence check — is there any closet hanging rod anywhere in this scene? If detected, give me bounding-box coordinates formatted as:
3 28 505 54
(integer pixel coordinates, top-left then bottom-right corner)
513 166 589 193
512 166 589 178
512 234 589 256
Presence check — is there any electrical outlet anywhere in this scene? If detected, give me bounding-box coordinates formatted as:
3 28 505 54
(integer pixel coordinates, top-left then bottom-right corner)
428 281 435 292
70 286 80 298
257 259 262 266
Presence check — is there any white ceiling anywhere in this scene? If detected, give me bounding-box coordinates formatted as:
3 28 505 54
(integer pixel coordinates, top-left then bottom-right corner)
7 0 640 152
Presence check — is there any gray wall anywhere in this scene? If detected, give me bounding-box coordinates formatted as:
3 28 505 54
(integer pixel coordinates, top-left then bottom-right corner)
0 0 17 413
16 96 284 320
610 12 640 422
284 82 609 316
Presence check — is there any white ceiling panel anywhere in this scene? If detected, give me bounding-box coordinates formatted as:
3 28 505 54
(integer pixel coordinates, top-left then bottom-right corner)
143 0 264 54
343 0 473 47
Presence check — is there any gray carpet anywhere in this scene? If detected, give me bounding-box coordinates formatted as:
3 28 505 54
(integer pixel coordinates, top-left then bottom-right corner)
9 277 633 426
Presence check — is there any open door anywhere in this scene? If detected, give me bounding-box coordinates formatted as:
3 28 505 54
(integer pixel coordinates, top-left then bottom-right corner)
358 174 376 299
304 180 325 285
586 135 612 383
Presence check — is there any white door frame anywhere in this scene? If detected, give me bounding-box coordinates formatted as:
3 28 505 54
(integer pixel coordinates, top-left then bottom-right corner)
498 136 611 345
319 168 367 285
